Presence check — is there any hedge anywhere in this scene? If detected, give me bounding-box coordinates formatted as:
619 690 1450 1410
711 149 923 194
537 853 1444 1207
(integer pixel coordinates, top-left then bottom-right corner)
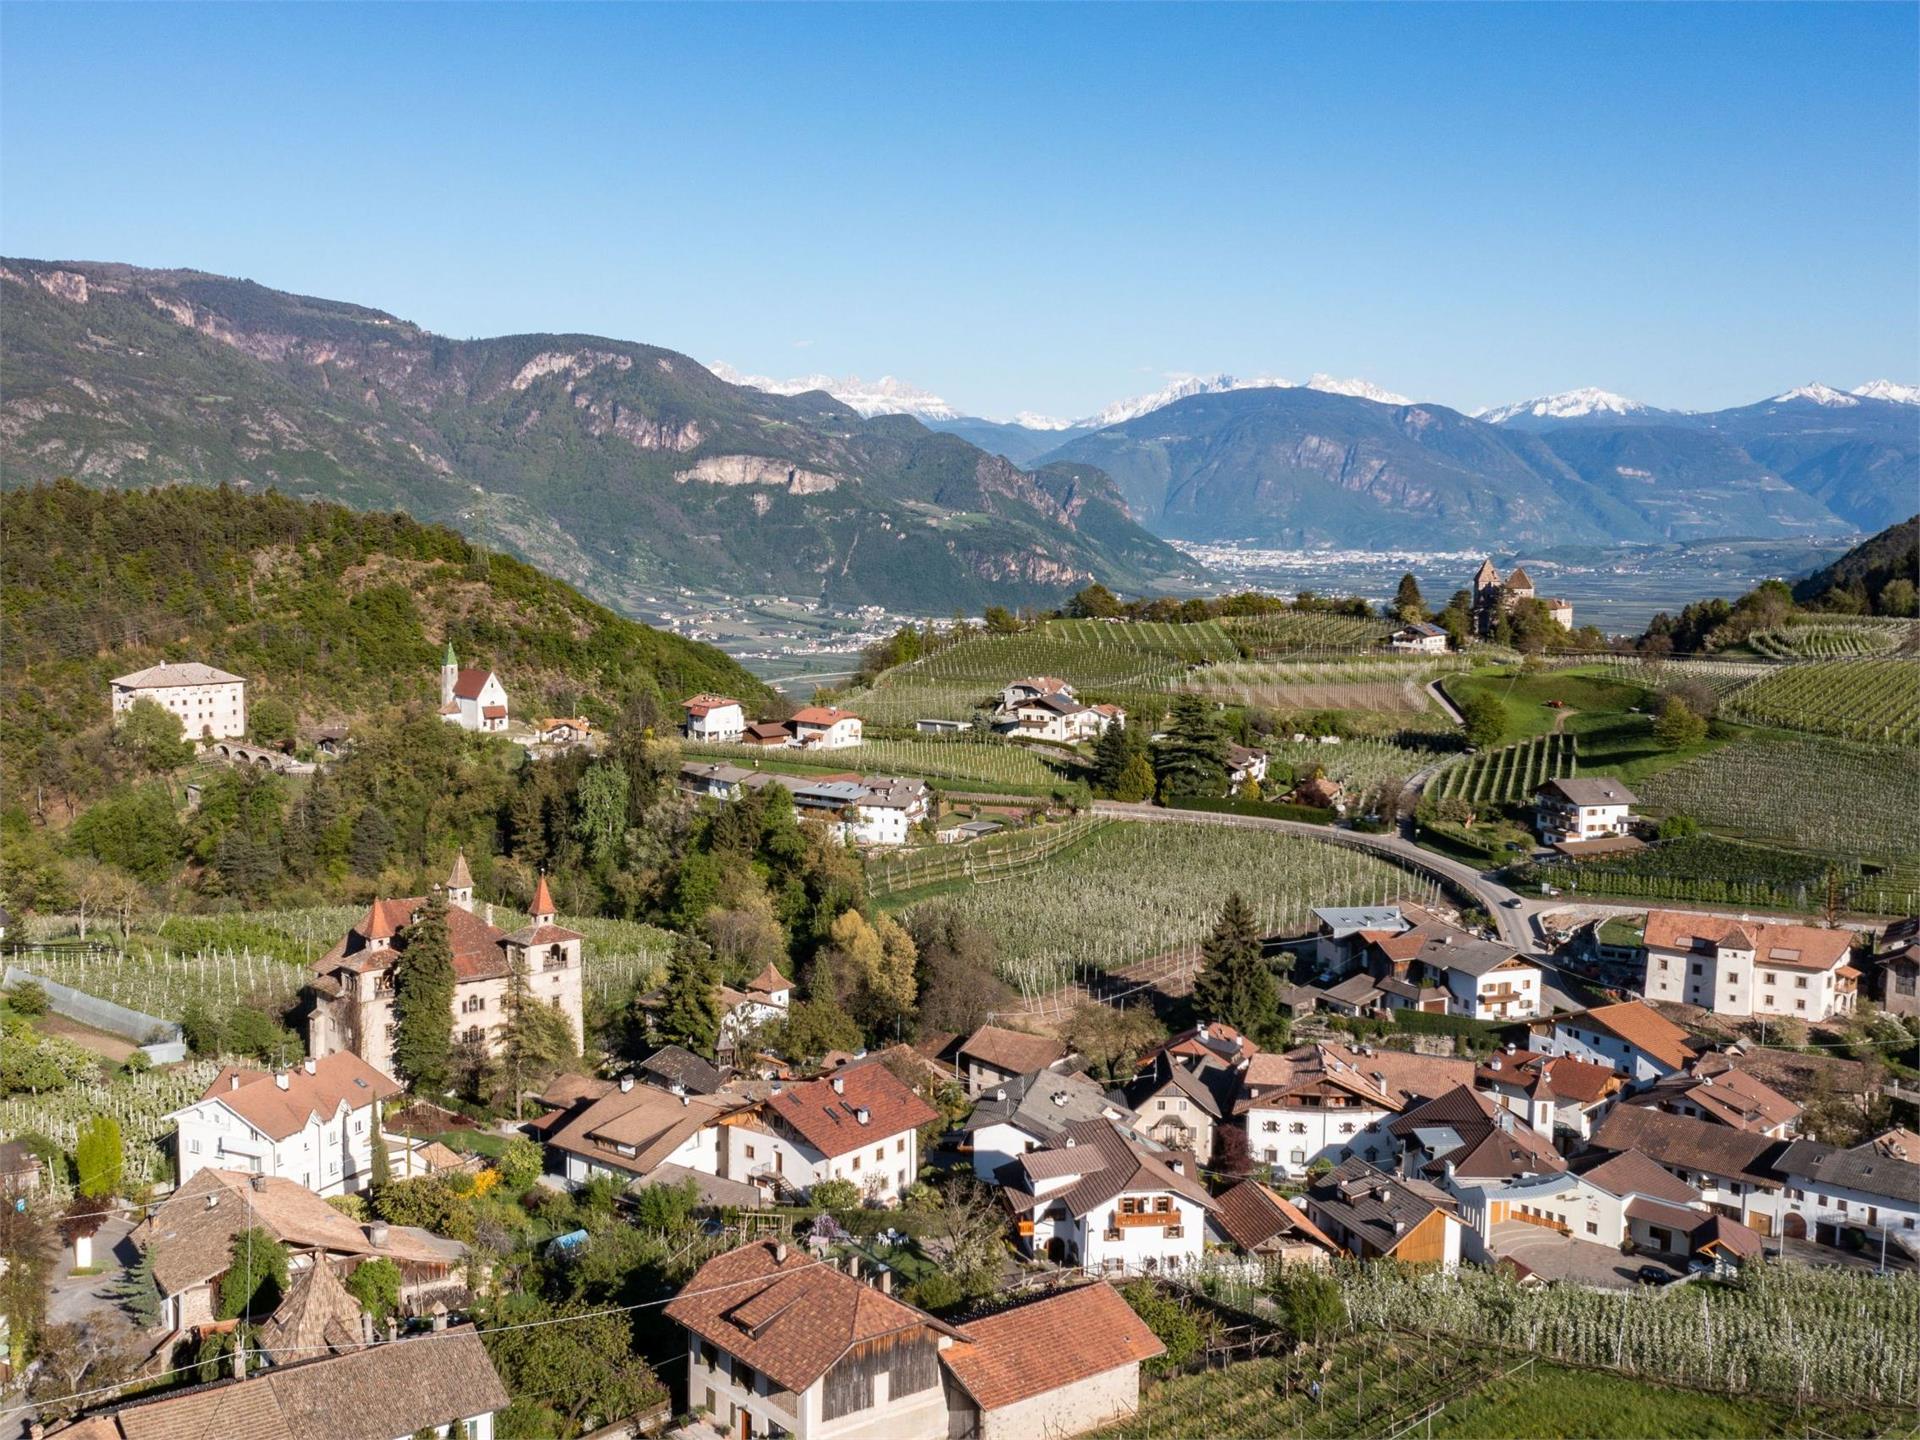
1163 796 1338 826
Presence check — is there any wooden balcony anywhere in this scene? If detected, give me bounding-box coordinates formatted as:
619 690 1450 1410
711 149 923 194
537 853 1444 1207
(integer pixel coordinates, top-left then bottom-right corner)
1111 1208 1181 1229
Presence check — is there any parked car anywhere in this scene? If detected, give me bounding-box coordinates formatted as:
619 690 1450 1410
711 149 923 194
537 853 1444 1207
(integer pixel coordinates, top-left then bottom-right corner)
1636 1265 1673 1285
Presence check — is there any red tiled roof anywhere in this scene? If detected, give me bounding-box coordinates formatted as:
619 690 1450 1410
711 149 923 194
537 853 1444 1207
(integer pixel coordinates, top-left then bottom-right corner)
531 874 555 917
315 898 514 982
195 1055 401 1141
481 704 506 719
763 1064 938 1158
1554 1001 1697 1072
944 1283 1164 1411
790 706 859 726
450 667 494 701
665 1242 952 1395
1642 911 1853 972
682 694 741 715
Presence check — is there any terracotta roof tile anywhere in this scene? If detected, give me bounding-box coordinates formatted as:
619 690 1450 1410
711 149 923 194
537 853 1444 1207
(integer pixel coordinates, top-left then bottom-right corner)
1642 911 1852 971
944 1283 1164 1411
190 1054 400 1142
763 1065 937 1158
1553 1002 1697 1072
1212 1179 1340 1254
959 1024 1067 1077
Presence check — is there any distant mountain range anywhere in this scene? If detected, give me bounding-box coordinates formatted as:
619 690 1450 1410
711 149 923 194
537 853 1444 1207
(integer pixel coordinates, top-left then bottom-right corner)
0 259 1203 614
719 369 1916 547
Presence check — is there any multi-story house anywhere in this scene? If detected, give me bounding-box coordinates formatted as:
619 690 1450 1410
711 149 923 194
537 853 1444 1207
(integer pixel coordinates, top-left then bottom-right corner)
1225 744 1270 788
1473 1047 1622 1144
1588 1104 1787 1236
1239 1043 1475 1179
1384 1085 1567 1190
957 1024 1068 1095
1388 622 1449 653
545 1072 744 1190
790 706 864 749
1470 560 1573 637
169 1052 401 1197
841 776 931 846
1533 777 1637 845
1412 935 1541 1019
1303 1158 1465 1268
1309 905 1417 975
716 962 793 1064
1639 911 1859 1021
1531 1001 1697 1086
964 1069 1135 1182
682 693 747 742
1867 916 1920 1017
1001 676 1074 710
666 1240 1164 1440
995 1118 1216 1274
723 1064 936 1204
110 661 247 740
1123 1052 1239 1164
1450 1148 1722 1261
1773 1127 1920 1245
437 643 510 733
308 862 583 1077
1616 1053 1801 1137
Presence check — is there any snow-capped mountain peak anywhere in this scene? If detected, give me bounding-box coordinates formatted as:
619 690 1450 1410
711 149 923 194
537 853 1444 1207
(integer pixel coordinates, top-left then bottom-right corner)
1850 379 1920 405
1305 373 1413 406
1076 373 1293 429
1474 387 1648 424
709 363 960 421
1011 410 1075 431
1772 382 1860 408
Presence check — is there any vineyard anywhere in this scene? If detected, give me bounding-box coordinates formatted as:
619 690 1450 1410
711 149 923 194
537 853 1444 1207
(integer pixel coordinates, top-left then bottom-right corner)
0 1058 221 1194
1747 619 1914 660
1635 737 1919 861
682 736 1069 794
1335 1260 1920 1406
1265 737 1443 794
1591 654 1774 698
1512 836 1920 916
1043 617 1241 660
12 907 675 1022
1179 656 1469 714
902 821 1432 996
867 817 1110 901
1219 611 1392 656
1721 658 1920 744
1425 733 1576 808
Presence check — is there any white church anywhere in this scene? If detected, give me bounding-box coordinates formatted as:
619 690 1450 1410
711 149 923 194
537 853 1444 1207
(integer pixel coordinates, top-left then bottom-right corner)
438 642 511 733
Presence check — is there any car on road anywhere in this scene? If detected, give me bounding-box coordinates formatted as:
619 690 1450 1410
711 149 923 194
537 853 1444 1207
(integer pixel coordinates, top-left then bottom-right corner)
1503 897 1525 908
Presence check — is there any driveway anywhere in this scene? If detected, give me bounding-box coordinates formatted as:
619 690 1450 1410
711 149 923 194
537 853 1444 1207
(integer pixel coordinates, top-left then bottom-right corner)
1487 1221 1685 1291
46 1215 138 1327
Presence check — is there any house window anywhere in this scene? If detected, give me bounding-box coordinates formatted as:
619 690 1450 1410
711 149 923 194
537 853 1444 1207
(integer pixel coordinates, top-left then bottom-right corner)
1290 1150 1306 1165
544 945 569 971
852 1156 861 1171
745 1144 756 1160
1796 1000 1806 1011
1657 959 1668 971
1795 977 1808 989
896 1138 906 1153
189 1139 202 1154
1764 995 1775 1007
1262 1121 1279 1133
1157 1100 1167 1111
1586 1222 1598 1235
1690 963 1702 977
464 1026 483 1042
1289 1122 1307 1134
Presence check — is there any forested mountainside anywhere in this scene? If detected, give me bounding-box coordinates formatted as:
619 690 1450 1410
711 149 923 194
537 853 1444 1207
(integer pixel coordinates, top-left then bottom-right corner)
0 259 1201 612
0 482 771 809
1791 514 1920 610
1010 387 1914 547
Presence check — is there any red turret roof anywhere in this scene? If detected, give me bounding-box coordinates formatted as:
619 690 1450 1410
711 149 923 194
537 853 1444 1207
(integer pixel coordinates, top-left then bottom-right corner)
361 897 399 941
532 874 556 918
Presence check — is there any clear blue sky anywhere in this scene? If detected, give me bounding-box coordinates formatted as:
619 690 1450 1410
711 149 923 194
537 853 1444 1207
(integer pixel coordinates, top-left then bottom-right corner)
4 3 1915 419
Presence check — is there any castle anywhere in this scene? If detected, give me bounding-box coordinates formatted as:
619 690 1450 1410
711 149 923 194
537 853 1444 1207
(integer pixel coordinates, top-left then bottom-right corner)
1470 559 1574 637
306 856 583 1077
438 642 510 732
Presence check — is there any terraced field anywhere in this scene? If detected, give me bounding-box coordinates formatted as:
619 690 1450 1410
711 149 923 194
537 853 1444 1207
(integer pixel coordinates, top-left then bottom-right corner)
684 735 1069 793
1720 658 1920 743
1747 619 1914 659
1426 733 1576 808
1220 611 1393 656
1180 656 1469 714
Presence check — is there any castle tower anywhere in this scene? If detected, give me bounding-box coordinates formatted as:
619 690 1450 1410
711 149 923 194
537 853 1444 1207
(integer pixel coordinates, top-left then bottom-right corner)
441 640 459 707
531 873 556 926
445 851 474 911
1472 558 1500 594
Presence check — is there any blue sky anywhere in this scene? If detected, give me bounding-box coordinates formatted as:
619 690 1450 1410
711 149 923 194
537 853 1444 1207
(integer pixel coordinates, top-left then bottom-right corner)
3 3 1915 419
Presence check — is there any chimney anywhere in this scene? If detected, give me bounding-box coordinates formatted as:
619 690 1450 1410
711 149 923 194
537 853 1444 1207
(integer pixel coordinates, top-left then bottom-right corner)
303 1056 317 1075
367 1221 390 1248
250 1174 267 1192
233 1341 248 1381
1490 1059 1502 1071
230 1073 241 1091
430 1301 449 1332
385 1317 398 1342
855 1107 871 1126
1394 1219 1406 1235
1505 1042 1517 1055
994 1087 1007 1102
360 1311 375 1346
774 1241 788 1263
206 1193 220 1210
682 1094 691 1108
877 1267 892 1295
275 1071 290 1090
619 1074 635 1093
484 903 494 927
831 1075 845 1094
1064 1135 1076 1148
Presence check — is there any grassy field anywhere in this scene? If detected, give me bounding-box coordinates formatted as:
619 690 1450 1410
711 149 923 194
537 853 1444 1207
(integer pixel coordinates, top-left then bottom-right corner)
901 820 1434 994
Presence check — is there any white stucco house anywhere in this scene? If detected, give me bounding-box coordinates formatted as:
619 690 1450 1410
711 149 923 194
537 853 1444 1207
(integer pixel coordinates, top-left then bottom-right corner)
1531 1001 1697 1087
169 1052 402 1197
716 962 793 1063
789 706 864 749
1534 777 1637 845
724 1064 937 1204
1388 622 1449 654
438 642 510 732
683 694 747 743
111 661 247 740
1773 1128 1920 1245
995 1117 1217 1274
1639 911 1859 1021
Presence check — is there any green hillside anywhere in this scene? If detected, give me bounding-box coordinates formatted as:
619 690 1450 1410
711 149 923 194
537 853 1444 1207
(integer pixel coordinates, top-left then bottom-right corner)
0 481 771 804
0 259 1203 612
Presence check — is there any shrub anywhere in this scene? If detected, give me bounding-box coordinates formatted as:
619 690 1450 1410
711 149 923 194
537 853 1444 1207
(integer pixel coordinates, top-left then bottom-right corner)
1120 1281 1204 1376
495 1136 543 1193
326 1194 371 1222
810 1177 861 1211
346 1257 401 1321
7 981 50 1017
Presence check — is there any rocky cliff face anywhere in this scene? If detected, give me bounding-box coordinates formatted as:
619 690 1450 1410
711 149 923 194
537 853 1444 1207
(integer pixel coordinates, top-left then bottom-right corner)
0 259 1202 611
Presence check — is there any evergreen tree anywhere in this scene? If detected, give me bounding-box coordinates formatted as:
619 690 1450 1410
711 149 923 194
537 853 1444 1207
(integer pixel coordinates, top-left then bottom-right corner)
371 1101 392 1187
216 1226 290 1321
656 936 724 1057
1151 695 1229 799
1191 892 1278 1040
350 803 395 876
498 943 578 1120
0 1199 55 1374
1392 573 1426 622
1091 721 1131 797
392 891 456 1093
114 1246 163 1328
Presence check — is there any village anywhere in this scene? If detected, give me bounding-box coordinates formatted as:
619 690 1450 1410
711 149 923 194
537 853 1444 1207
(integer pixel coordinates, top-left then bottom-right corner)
2 545 1917 1440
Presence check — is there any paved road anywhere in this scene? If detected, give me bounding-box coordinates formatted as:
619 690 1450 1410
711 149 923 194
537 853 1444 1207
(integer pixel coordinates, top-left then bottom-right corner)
1089 801 1603 1011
